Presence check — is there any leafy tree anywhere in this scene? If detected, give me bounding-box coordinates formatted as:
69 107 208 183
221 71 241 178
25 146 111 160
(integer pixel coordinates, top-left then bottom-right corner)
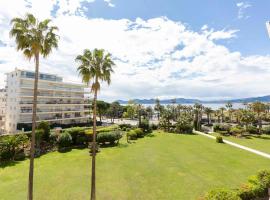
37 121 50 141
193 103 203 131
96 100 110 122
204 107 213 125
76 48 114 200
10 13 59 200
239 110 255 130
154 98 163 120
249 102 266 133
107 101 122 122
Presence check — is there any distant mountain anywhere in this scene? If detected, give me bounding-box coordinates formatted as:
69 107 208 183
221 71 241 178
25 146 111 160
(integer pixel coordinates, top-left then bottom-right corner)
116 95 270 104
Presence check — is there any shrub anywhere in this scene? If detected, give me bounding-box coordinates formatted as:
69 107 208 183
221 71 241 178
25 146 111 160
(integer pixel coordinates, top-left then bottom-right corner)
175 119 193 134
0 134 28 161
134 128 144 138
127 130 137 140
257 169 270 188
262 126 270 135
204 188 241 200
246 126 258 134
97 131 122 145
213 124 231 134
65 127 86 145
230 126 245 136
58 132 72 148
150 123 158 130
37 121 50 141
216 136 223 143
139 119 152 133
119 123 132 131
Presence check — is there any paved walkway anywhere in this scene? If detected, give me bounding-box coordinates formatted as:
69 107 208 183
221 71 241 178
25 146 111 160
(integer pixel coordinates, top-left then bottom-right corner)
193 130 270 159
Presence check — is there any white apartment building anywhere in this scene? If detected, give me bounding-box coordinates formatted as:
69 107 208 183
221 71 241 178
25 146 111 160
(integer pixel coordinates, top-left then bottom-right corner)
0 89 6 133
5 68 90 133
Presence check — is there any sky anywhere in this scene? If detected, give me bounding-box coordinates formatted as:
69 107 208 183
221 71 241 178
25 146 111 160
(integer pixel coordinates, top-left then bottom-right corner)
0 0 270 101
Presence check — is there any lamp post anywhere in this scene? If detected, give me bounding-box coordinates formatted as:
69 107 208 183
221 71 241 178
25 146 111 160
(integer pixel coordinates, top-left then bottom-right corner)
266 21 270 37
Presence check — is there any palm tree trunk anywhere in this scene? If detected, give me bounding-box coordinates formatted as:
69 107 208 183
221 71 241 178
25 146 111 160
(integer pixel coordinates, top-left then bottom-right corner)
90 88 98 200
28 53 39 200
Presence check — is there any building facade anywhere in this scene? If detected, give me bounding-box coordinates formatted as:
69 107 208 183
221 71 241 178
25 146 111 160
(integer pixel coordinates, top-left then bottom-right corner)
0 89 6 134
5 68 90 133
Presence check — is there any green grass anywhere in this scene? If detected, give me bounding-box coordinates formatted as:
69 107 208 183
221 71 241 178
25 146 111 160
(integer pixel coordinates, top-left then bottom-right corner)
211 132 270 154
0 131 270 200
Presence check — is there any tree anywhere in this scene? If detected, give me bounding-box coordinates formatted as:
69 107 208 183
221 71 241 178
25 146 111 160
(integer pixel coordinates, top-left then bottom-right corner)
219 107 226 123
108 101 122 122
239 109 255 130
96 100 110 122
154 98 162 120
249 102 266 133
204 107 213 125
193 103 203 131
225 102 233 122
10 13 58 200
76 49 114 200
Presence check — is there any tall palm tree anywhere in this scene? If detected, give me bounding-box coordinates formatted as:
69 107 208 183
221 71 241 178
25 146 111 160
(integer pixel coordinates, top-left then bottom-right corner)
76 49 114 200
250 102 266 133
225 102 233 122
10 13 58 200
204 107 213 125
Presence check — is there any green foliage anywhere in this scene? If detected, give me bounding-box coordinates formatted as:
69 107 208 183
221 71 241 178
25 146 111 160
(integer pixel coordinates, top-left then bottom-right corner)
119 123 133 131
139 119 152 133
175 113 193 134
134 128 144 138
0 134 28 161
230 126 245 136
150 124 158 130
127 130 138 140
213 124 231 134
58 132 72 148
204 188 241 200
216 136 223 143
245 126 258 134
37 121 50 141
97 131 122 145
262 126 270 134
65 127 86 145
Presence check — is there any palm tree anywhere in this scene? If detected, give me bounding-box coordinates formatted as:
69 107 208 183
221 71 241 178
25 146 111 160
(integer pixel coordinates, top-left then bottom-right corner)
225 102 233 122
204 107 213 125
249 102 266 133
10 13 58 200
76 49 114 200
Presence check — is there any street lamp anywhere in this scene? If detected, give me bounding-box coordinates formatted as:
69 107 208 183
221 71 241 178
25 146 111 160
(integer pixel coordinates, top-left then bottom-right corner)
266 21 270 37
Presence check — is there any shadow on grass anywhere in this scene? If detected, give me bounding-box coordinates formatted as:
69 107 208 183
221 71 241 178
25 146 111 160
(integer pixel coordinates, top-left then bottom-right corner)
146 133 156 137
0 160 19 168
252 135 270 140
58 147 72 153
117 143 129 148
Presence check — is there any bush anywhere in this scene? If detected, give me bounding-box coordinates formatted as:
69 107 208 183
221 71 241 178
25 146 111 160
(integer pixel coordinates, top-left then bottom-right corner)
127 130 138 140
150 124 158 130
230 126 245 136
119 123 132 131
216 136 223 143
246 126 258 134
134 128 144 138
204 188 241 200
213 124 231 134
0 134 28 161
262 126 270 135
65 127 86 145
58 132 72 148
139 119 152 133
37 121 50 141
175 119 193 134
97 131 122 145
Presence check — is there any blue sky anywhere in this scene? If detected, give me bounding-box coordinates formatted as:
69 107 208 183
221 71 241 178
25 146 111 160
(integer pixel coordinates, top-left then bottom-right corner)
85 0 270 56
0 0 270 101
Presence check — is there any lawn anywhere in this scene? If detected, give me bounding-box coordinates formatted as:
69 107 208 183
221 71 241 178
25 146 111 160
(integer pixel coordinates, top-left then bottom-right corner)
211 132 270 154
0 131 270 200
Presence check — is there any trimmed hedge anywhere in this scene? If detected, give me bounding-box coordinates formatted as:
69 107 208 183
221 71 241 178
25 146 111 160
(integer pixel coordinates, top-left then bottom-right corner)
203 188 241 200
58 132 72 148
97 131 122 145
216 136 223 143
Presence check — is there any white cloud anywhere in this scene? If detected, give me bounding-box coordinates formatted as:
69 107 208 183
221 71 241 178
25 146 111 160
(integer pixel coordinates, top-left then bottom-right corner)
236 1 251 19
104 0 115 7
0 0 269 102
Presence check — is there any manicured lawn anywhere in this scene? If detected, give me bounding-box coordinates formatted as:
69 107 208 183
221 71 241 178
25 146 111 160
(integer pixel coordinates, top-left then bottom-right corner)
0 131 270 200
211 132 270 154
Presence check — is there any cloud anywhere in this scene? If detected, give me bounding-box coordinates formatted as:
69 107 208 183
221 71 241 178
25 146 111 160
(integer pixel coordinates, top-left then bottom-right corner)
0 0 270 102
236 1 251 19
104 0 115 7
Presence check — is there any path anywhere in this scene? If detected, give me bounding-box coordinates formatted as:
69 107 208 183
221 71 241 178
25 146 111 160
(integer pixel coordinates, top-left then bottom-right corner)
193 130 270 159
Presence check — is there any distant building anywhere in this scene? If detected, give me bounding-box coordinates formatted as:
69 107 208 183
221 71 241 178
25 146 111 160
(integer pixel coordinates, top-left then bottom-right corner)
0 88 6 134
4 68 90 133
